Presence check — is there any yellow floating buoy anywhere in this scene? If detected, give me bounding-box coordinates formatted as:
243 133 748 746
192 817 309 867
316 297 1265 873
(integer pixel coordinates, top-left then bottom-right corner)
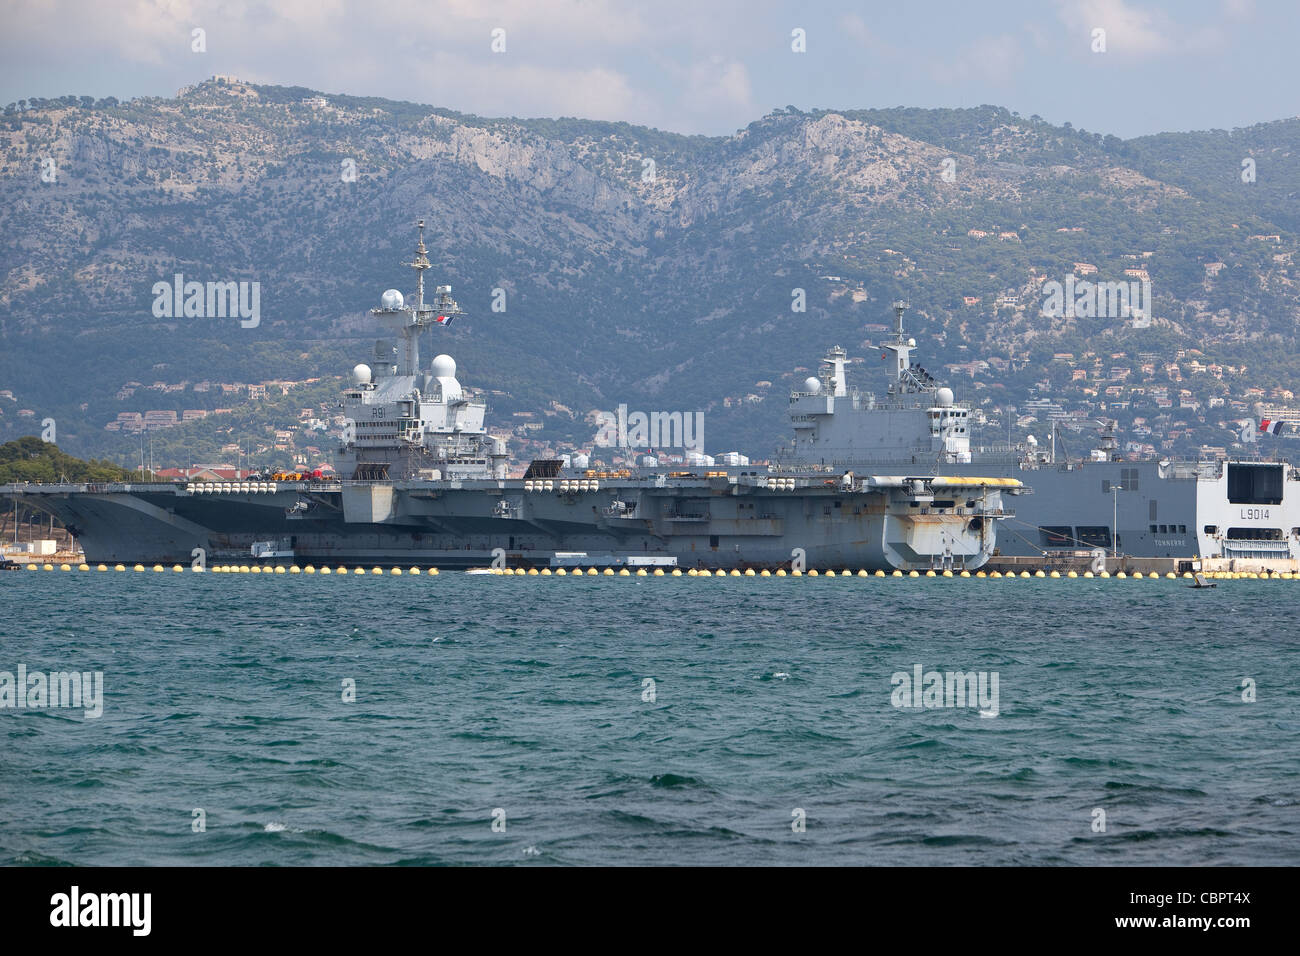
527 568 538 575
60 564 72 571
990 571 1002 578
908 570 919 578
824 570 836 578
858 570 869 577
1166 572 1177 579
605 568 616 576
96 564 107 572
808 569 819 577
775 569 786 577
289 566 301 574
410 567 421 575
960 570 970 577
744 568 756 576
759 569 770 577
1116 571 1127 579
791 569 802 576
430 568 439 575
354 568 365 575
670 568 681 576
539 568 551 575
273 565 285 574
942 570 953 577
556 568 567 576
875 569 886 577
1132 571 1143 579
975 571 986 578
43 564 54 571
652 568 663 576
892 570 903 577
115 564 126 572
1083 571 1094 578
636 568 648 576
924 570 936 577
1066 570 1076 578
371 567 382 575
729 569 740 577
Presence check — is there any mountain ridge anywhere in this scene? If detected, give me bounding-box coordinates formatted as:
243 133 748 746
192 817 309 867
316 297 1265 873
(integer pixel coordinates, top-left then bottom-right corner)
2 79 1298 470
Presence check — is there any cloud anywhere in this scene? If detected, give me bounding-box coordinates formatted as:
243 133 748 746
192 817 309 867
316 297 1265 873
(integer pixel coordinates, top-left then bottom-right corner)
1055 0 1176 56
680 56 755 122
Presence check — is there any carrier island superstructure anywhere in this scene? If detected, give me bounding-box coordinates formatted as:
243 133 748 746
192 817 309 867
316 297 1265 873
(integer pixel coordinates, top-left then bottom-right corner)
1 225 1023 571
781 301 1300 565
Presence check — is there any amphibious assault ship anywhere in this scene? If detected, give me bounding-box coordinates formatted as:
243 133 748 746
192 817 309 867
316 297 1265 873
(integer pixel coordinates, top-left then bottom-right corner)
782 302 1300 565
1 225 1024 571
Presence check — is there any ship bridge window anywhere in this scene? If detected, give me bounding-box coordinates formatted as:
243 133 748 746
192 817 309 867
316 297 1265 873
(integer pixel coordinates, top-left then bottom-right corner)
1204 525 1217 535
1226 527 1284 540
1041 526 1075 548
1076 526 1112 548
1227 463 1283 505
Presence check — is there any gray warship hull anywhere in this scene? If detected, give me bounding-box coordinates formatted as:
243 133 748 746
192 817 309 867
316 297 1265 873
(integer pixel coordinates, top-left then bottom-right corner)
4 472 1018 571
794 457 1300 562
783 302 1300 565
0 227 1024 572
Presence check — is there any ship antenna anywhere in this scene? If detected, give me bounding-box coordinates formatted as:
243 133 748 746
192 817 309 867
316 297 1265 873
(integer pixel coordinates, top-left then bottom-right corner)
409 219 431 310
893 300 908 340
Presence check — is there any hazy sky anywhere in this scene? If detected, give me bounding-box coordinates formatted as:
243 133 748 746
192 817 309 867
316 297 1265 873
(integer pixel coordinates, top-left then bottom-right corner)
2 0 1295 138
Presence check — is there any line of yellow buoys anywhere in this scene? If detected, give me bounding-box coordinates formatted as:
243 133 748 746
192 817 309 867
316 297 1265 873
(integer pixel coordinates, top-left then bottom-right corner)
18 564 1294 580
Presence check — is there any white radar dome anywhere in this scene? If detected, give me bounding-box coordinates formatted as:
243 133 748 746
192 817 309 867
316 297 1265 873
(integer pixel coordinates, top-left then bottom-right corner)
936 387 954 407
431 354 457 378
351 364 372 386
381 289 404 310
804 377 822 394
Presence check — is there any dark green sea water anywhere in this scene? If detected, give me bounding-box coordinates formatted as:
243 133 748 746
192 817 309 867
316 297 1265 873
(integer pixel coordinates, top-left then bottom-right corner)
2 571 1297 865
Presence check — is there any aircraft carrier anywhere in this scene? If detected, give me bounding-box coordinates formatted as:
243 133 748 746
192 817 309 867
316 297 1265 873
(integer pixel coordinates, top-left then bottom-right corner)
780 302 1300 566
1 224 1023 572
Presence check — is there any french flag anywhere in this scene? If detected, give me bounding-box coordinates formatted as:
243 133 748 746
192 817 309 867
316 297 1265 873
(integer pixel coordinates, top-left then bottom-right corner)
435 313 454 327
1259 418 1285 435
